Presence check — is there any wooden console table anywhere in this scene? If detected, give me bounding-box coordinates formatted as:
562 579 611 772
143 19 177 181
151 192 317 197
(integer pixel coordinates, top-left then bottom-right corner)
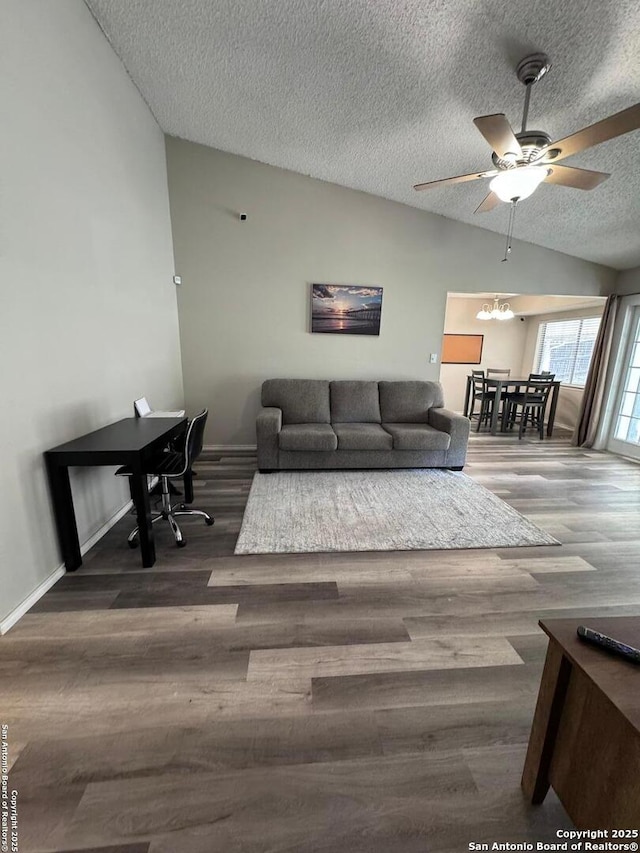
522 617 640 829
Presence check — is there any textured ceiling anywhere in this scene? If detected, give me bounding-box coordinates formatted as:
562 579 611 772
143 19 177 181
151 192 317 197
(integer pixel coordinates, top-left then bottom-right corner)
85 0 640 270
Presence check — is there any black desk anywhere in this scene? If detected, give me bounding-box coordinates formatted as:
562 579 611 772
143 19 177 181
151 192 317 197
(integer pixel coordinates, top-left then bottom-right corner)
45 417 187 571
463 376 561 436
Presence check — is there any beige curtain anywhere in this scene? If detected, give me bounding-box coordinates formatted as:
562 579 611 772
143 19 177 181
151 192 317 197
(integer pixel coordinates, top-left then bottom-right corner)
572 294 619 448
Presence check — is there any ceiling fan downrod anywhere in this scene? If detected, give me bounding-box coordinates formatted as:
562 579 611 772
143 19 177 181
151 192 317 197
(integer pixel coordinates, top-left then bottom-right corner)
516 53 551 134
521 84 532 133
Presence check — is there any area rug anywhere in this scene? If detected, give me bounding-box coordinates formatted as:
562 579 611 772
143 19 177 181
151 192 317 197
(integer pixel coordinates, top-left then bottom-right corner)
234 469 559 555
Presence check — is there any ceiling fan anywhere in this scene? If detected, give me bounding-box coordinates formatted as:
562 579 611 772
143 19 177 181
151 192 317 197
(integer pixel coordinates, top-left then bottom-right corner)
413 53 640 258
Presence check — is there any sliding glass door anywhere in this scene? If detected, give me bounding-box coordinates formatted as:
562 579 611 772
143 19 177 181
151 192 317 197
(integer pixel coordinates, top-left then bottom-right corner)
608 306 640 460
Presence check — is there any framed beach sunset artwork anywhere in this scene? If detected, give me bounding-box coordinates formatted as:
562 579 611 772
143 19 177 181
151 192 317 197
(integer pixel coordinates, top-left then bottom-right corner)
311 284 383 335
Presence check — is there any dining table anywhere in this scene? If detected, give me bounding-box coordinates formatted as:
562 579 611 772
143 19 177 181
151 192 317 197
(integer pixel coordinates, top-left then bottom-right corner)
463 375 562 436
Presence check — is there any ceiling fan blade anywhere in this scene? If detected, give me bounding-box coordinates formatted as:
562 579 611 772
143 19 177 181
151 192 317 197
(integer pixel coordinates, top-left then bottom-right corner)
473 114 523 160
544 164 610 190
474 192 500 214
413 169 497 191
548 103 640 162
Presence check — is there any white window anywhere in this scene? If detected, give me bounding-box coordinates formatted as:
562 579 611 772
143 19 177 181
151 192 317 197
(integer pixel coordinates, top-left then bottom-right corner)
613 309 640 447
533 317 601 387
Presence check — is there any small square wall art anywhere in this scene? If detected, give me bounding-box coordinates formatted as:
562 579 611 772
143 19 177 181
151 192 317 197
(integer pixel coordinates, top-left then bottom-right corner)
311 284 383 335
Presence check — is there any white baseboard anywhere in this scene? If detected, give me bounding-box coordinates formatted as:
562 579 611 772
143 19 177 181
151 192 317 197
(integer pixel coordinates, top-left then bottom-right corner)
204 444 257 452
79 498 134 556
0 565 66 634
0 498 134 635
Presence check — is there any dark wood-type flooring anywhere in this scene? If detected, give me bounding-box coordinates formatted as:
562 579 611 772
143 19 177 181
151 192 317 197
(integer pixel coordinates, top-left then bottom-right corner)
3 431 640 852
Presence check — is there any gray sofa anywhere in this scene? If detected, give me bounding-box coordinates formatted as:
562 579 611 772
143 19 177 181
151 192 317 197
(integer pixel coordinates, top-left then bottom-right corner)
256 379 470 472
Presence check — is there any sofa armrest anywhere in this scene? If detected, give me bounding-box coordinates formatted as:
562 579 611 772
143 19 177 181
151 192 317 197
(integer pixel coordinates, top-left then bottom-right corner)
428 407 470 466
256 407 282 470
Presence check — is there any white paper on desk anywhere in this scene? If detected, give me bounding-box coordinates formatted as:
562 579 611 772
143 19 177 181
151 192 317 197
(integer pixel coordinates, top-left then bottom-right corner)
145 410 186 418
134 397 152 417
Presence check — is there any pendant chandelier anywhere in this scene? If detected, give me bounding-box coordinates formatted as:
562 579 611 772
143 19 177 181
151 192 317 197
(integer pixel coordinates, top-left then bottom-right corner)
476 295 515 321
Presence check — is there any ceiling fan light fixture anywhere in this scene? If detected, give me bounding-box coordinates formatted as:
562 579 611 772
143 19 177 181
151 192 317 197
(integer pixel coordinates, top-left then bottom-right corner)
489 166 549 202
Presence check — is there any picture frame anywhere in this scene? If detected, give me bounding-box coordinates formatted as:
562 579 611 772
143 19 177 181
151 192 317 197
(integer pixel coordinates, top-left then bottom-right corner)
311 284 383 336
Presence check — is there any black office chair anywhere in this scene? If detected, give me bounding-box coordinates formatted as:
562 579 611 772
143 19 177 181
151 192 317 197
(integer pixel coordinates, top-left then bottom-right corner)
117 409 214 548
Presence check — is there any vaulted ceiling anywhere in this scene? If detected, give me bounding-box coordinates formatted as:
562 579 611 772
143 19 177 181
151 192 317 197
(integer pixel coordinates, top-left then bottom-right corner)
86 0 640 270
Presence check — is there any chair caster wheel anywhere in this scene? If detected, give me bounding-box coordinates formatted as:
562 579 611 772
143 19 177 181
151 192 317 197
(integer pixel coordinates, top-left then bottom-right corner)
177 540 187 548
127 539 138 549
205 518 215 526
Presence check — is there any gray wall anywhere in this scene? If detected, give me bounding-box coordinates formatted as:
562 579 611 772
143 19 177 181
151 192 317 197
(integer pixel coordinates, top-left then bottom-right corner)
166 138 615 446
615 266 640 296
0 1 183 626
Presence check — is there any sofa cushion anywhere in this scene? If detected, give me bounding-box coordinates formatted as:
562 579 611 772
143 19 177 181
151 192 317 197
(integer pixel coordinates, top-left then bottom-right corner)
379 381 445 423
382 423 451 451
262 379 331 424
330 381 381 423
278 424 337 452
333 423 393 451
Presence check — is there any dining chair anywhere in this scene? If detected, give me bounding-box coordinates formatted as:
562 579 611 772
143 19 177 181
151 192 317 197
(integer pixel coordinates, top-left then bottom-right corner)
528 372 555 381
502 381 554 439
485 368 512 419
464 370 485 417
469 374 494 431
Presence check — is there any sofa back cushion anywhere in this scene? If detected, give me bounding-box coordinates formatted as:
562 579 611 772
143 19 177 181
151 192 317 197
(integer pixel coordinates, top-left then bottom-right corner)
379 381 444 423
262 379 331 424
330 381 381 423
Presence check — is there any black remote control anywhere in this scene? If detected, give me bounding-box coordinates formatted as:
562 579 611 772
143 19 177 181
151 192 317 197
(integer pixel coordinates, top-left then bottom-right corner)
577 625 640 665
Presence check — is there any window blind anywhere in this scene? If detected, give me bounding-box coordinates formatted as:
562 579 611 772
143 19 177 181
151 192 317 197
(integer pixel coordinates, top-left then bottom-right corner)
533 316 601 387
